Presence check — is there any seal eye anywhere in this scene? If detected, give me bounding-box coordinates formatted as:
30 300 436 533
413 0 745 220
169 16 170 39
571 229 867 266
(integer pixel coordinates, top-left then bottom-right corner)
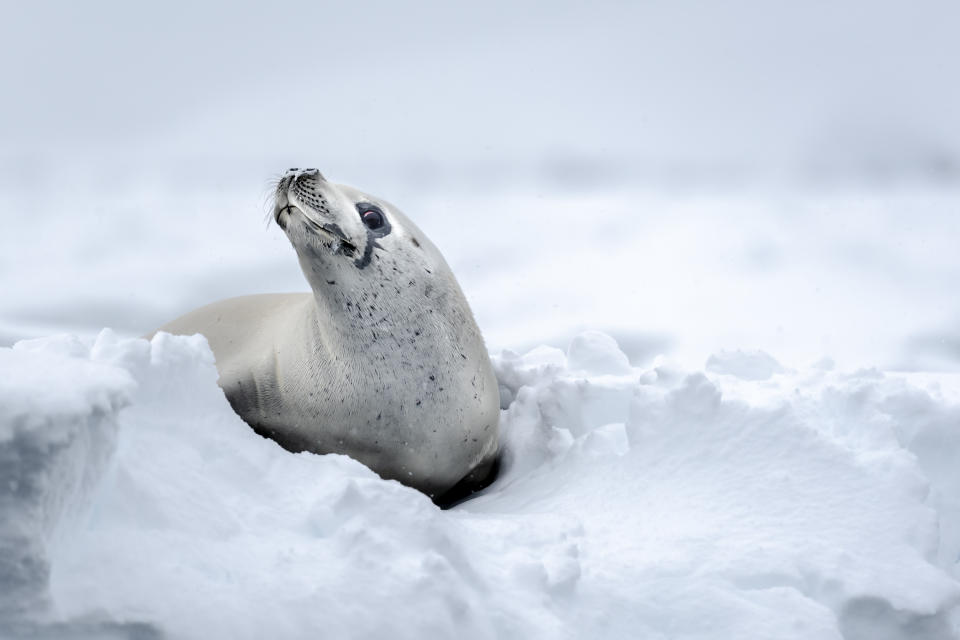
356 202 391 238
362 209 385 230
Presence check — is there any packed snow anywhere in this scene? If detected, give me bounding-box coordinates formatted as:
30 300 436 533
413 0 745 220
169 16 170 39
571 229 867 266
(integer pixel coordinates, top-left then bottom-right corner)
2 326 960 638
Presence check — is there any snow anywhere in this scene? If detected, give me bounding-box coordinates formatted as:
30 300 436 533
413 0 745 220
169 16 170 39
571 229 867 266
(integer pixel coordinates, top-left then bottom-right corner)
705 349 785 381
4 182 960 374
3 329 960 638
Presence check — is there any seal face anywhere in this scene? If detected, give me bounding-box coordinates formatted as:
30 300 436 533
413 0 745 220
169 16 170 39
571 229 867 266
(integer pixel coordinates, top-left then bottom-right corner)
154 169 500 504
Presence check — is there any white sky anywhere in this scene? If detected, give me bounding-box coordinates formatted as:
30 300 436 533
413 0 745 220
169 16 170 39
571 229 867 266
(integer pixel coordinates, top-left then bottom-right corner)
1 0 959 188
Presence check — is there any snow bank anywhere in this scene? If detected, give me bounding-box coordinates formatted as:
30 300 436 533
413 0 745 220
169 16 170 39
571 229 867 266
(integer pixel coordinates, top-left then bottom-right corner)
0 335 132 620
1 332 960 638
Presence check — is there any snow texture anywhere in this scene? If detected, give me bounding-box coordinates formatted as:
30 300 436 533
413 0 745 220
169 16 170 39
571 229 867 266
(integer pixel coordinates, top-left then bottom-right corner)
2 331 960 639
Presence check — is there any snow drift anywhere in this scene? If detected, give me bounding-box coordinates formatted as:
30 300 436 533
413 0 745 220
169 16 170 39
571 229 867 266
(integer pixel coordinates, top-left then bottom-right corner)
2 330 960 639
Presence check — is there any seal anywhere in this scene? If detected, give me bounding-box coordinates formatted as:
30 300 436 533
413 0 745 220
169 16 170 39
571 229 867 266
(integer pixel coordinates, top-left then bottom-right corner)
153 168 500 505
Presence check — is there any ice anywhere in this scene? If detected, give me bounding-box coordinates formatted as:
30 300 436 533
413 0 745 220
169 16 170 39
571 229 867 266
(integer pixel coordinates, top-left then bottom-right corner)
2 331 960 638
0 334 132 620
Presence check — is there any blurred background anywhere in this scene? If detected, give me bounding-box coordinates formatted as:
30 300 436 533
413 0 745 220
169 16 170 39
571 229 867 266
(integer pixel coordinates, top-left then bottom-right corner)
2 0 959 370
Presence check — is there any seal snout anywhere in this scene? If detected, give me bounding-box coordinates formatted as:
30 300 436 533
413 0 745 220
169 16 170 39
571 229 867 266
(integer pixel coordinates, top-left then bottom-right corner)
275 168 325 203
284 167 323 181
273 168 328 228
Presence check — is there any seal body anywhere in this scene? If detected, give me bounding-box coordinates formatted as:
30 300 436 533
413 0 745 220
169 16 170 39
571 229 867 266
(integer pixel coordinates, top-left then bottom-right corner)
154 169 500 503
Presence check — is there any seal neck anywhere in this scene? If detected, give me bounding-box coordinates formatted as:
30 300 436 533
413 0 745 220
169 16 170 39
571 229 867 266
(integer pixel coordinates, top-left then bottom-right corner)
305 275 482 380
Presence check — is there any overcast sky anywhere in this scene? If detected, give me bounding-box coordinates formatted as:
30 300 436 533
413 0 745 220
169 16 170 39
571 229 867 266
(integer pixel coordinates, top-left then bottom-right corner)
2 0 959 187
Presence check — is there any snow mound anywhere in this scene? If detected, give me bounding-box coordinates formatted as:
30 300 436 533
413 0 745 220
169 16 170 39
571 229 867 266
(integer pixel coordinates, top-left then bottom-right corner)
0 334 133 620
705 348 785 380
566 330 634 376
1 331 960 638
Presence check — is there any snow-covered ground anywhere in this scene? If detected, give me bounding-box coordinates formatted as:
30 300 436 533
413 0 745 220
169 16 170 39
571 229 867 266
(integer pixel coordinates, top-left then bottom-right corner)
3 326 960 639
2 174 960 638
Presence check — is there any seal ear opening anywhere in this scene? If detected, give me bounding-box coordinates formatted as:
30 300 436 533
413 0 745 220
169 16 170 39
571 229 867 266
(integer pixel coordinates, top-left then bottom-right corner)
432 453 501 509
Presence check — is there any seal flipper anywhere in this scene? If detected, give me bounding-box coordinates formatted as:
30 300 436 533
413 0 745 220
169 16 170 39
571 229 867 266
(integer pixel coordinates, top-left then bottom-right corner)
432 452 501 509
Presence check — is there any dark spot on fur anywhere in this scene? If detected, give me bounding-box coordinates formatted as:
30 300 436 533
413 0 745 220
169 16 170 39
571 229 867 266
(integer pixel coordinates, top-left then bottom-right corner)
411 237 421 247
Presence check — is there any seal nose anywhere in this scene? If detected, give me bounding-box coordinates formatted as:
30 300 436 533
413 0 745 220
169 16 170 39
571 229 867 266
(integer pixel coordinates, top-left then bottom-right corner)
284 167 323 181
